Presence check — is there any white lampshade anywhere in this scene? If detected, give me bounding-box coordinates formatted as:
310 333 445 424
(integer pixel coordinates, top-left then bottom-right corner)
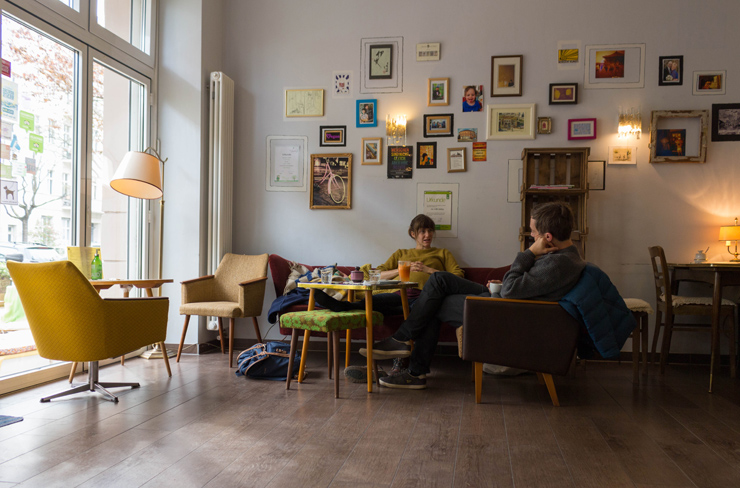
110 151 163 200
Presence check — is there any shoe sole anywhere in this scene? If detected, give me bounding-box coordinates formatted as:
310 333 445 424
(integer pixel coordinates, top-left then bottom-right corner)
379 379 426 390
358 348 411 359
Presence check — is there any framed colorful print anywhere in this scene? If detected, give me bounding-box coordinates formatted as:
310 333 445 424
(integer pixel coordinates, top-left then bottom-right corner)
587 160 606 191
608 146 637 165
266 136 308 192
567 118 597 140
356 99 377 127
486 103 536 140
649 110 708 163
361 37 403 94
712 103 740 142
428 78 449 106
584 44 645 89
549 83 577 104
416 42 440 61
310 153 352 209
557 40 581 71
285 89 324 117
447 148 466 173
693 70 726 95
462 85 484 112
537 117 552 134
491 55 523 97
658 56 683 86
423 113 454 137
361 137 382 165
388 146 413 179
416 141 437 168
319 126 346 146
457 128 477 142
368 43 393 80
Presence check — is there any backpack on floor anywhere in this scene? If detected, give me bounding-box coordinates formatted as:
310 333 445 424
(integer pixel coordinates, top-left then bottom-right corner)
235 341 300 381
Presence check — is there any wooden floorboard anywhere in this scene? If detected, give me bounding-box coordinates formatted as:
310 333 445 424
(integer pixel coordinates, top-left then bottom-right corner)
1 351 740 487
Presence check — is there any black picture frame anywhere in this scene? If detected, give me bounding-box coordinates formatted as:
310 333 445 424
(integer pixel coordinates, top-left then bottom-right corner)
711 103 740 142
319 126 346 146
368 44 393 80
423 113 454 138
587 160 606 191
387 145 413 179
658 55 683 86
416 141 437 168
548 83 578 104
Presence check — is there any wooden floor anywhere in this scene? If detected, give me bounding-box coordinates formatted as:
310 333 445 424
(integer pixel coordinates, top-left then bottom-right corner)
1 350 740 488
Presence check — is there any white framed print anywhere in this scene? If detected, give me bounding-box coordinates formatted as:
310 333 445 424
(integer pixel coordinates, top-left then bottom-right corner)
486 103 536 140
693 70 726 95
584 43 645 89
416 183 459 238
361 137 382 165
608 146 637 165
266 136 309 191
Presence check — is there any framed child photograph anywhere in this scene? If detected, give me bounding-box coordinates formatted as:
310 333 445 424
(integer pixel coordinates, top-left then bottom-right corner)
356 99 377 127
491 55 523 97
368 44 393 79
361 137 382 165
462 85 484 112
416 141 437 168
447 147 466 173
486 103 536 140
423 113 454 137
693 70 726 95
319 126 346 146
658 56 683 86
310 153 352 209
428 78 450 106
567 118 597 140
549 83 577 104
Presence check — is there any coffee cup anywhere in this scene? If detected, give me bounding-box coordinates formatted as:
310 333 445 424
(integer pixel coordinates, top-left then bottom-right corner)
488 282 502 295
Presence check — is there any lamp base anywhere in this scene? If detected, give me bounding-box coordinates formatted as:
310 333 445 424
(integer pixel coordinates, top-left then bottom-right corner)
139 344 176 360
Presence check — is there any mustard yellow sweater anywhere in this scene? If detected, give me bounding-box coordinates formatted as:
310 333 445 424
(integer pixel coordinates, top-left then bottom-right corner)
375 247 464 290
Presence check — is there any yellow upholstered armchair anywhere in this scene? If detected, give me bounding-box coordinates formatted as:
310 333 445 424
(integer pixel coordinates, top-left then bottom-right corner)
177 253 269 367
7 260 169 403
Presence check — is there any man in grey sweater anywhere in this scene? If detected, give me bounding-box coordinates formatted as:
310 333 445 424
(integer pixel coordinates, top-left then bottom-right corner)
367 201 587 389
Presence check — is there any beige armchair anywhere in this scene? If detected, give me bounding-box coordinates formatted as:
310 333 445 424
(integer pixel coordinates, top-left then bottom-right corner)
176 253 269 367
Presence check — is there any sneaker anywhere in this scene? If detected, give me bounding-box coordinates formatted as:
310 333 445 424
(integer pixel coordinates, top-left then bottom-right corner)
389 357 426 379
358 336 411 359
344 365 387 383
379 369 427 389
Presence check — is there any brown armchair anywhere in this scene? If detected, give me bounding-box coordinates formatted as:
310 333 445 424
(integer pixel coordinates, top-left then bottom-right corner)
176 253 269 367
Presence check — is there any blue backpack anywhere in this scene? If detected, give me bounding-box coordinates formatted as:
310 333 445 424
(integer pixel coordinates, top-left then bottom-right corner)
235 341 300 381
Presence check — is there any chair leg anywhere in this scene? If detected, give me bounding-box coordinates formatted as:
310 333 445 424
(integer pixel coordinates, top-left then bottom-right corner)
660 313 675 374
650 310 663 365
474 362 483 404
69 362 78 383
641 314 649 377
160 342 172 377
345 329 351 368
542 373 560 407
176 315 191 362
286 329 299 390
252 317 263 344
229 318 235 368
730 316 736 379
327 334 333 380
632 328 639 383
333 332 340 398
298 330 311 383
217 317 226 354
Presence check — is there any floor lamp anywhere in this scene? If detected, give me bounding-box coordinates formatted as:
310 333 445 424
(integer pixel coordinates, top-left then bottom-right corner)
110 147 175 359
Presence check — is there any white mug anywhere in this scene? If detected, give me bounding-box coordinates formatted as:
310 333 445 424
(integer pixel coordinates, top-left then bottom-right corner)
488 282 502 295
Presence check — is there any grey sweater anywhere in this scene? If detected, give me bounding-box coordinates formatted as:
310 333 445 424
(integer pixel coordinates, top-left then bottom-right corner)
501 245 586 301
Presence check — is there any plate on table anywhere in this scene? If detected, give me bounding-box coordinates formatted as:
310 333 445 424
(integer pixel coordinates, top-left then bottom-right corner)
375 280 401 285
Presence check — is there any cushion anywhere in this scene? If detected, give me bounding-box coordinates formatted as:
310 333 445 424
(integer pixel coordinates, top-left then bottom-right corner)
180 301 241 317
0 329 37 356
660 294 736 307
623 298 654 314
280 310 384 332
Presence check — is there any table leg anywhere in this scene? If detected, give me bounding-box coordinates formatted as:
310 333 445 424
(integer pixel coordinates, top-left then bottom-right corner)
346 290 355 368
365 290 374 393
709 271 722 393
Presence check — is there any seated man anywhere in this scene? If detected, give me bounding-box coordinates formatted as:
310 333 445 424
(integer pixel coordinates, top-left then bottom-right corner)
363 201 587 389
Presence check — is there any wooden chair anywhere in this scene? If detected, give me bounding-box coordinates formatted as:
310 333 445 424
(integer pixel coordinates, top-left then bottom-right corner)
623 298 653 382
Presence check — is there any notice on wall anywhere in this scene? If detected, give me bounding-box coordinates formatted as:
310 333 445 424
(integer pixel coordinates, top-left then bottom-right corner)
387 145 413 179
472 142 487 161
416 183 459 238
2 78 19 123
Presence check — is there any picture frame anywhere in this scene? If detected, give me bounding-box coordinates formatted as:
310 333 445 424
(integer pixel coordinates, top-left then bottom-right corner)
356 99 377 127
361 137 383 165
319 126 346 147
368 43 393 79
310 153 352 209
416 141 437 168
587 160 606 191
658 56 683 86
417 183 459 237
507 159 523 203
537 117 552 134
490 55 523 97
608 146 637 165
549 83 577 104
265 136 309 192
423 113 454 137
428 78 449 106
648 110 708 163
361 37 403 94
567 118 597 140
462 84 484 112
285 88 324 117
486 103 536 140
447 147 466 173
584 43 645 89
388 145 413 179
711 103 740 142
416 42 440 62
693 70 726 95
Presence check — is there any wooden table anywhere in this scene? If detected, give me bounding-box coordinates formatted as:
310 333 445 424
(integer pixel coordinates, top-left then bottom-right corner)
669 262 740 392
296 281 417 393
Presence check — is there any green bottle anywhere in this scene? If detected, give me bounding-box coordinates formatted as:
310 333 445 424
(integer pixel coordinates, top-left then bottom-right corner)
91 250 103 280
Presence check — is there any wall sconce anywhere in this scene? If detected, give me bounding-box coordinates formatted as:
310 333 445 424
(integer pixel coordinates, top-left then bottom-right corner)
618 107 641 139
386 114 407 146
719 217 740 261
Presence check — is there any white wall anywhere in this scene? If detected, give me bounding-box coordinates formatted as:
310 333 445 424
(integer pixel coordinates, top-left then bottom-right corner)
170 0 740 353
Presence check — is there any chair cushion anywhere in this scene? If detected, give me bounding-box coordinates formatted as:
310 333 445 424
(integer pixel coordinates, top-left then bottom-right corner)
280 310 384 332
180 301 241 317
660 294 736 307
623 298 654 314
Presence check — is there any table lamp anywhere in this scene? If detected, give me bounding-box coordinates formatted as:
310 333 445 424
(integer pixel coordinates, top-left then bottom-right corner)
718 217 740 262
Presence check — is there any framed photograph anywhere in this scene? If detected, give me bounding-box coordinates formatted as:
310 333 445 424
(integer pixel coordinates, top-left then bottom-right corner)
537 117 552 134
285 89 324 117
369 44 393 79
712 103 740 142
361 37 403 94
567 118 597 140
266 136 309 192
310 153 352 209
417 183 459 237
658 56 683 86
361 137 382 165
557 40 581 71
549 83 577 104
417 42 440 61
584 44 645 89
447 147 466 173
428 78 449 106
416 142 437 168
608 146 637 165
423 113 454 137
356 99 377 127
462 85 484 112
693 70 726 95
587 160 606 191
486 103 536 140
457 128 477 142
388 145 413 179
649 110 708 163
319 126 346 146
491 55 523 97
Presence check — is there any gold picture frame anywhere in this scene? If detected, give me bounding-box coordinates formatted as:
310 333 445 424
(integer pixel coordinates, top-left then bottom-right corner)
310 153 352 209
447 147 466 173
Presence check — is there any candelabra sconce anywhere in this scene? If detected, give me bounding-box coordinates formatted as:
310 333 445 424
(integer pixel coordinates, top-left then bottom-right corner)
386 114 407 146
618 107 641 139
719 217 740 262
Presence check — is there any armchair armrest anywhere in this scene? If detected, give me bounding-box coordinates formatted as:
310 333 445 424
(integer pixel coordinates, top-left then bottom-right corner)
181 275 216 304
238 276 268 317
239 276 268 287
181 275 214 285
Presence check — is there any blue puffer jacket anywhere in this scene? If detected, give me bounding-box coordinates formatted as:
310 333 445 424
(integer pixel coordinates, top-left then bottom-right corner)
559 264 636 359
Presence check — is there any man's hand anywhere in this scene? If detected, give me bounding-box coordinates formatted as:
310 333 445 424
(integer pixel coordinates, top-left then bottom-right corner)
529 236 558 256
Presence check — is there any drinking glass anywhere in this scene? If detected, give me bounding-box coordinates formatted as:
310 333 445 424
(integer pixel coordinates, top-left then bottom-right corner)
369 269 381 283
398 261 411 282
320 268 332 284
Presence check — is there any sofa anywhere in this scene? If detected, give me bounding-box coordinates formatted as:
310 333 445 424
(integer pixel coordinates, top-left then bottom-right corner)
268 253 510 343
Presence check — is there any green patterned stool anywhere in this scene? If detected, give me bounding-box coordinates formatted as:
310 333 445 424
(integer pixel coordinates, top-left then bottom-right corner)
280 310 384 398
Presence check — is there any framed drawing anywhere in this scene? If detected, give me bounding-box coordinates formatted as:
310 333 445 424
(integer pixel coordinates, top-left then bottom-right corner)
584 44 645 89
587 160 606 191
447 147 466 173
423 113 454 137
648 110 708 163
416 141 437 168
537 117 552 134
608 146 637 165
693 70 726 95
356 99 377 127
310 153 352 209
285 89 324 117
549 83 577 104
361 137 382 165
658 56 683 86
319 126 346 147
486 103 536 140
567 118 597 140
368 44 393 79
417 42 440 61
265 136 308 192
361 37 403 93
416 183 459 237
711 103 740 142
428 78 449 106
491 55 522 97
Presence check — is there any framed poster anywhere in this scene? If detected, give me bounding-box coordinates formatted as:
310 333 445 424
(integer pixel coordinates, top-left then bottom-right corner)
447 147 466 173
356 99 377 127
265 136 309 192
428 78 449 106
658 56 683 86
712 103 740 142
486 103 536 140
567 118 597 140
416 183 459 237
693 70 726 95
387 145 413 179
310 153 352 209
584 44 645 89
285 89 324 117
587 160 606 191
423 113 454 137
362 137 382 165
416 141 437 168
491 55 523 97
361 37 403 93
319 126 346 146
